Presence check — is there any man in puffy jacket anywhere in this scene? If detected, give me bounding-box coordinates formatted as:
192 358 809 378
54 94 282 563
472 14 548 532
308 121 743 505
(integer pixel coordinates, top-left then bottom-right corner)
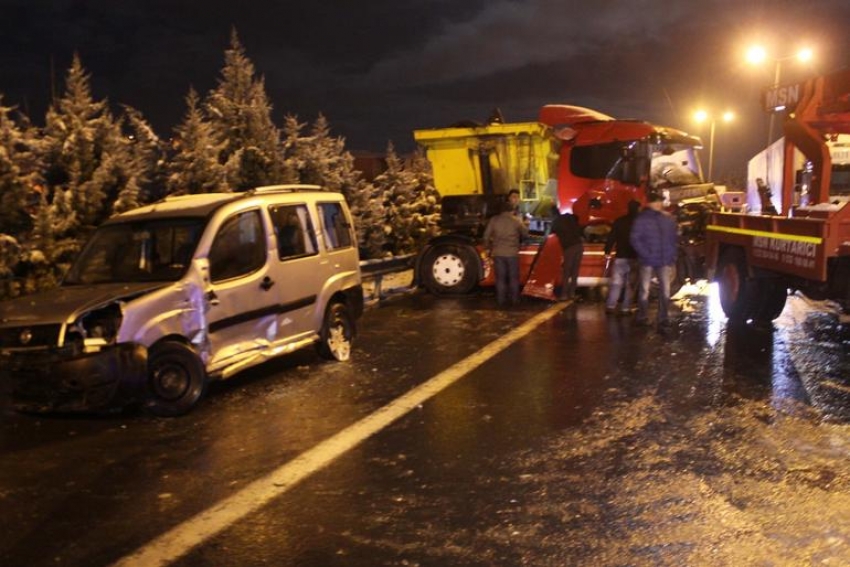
630 192 678 329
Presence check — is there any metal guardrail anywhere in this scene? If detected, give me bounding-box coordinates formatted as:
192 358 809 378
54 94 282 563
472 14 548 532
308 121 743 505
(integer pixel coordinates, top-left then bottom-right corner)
1 258 418 303
359 254 416 302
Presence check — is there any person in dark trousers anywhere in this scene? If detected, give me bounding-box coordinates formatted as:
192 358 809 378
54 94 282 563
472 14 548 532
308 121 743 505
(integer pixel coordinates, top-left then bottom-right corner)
484 200 529 306
604 200 641 314
630 192 679 330
550 205 584 301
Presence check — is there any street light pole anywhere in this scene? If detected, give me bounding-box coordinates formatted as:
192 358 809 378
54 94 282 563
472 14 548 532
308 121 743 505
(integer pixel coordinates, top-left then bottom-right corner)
694 110 733 182
708 118 717 182
767 59 782 145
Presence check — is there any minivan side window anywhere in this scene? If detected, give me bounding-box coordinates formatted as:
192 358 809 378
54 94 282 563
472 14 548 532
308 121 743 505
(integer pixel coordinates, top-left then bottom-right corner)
269 204 317 260
209 210 266 282
318 202 353 251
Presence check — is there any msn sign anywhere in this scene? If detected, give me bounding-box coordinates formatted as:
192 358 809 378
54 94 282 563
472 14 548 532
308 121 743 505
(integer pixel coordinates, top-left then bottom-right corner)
763 83 801 113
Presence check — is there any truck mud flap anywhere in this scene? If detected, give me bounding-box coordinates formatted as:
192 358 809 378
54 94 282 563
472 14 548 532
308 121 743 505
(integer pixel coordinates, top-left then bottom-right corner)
521 234 561 300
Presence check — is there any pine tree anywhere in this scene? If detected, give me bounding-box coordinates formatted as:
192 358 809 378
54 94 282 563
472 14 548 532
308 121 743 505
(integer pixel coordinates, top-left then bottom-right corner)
408 146 441 245
120 104 166 204
374 143 440 255
0 234 21 281
0 97 43 238
280 114 307 184
167 88 227 195
205 30 283 190
42 54 126 231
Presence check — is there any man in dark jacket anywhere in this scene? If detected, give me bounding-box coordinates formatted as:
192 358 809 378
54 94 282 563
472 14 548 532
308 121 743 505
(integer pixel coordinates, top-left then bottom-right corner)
604 200 640 314
550 205 584 301
630 192 678 328
484 200 529 306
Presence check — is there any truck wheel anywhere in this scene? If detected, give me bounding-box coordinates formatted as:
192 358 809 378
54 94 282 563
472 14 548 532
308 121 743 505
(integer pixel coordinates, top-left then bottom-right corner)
752 279 788 323
145 341 207 417
716 247 753 324
422 244 479 295
317 302 353 362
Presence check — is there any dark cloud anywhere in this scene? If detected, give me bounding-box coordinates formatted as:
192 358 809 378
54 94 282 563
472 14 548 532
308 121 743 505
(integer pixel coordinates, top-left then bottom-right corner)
2 0 849 178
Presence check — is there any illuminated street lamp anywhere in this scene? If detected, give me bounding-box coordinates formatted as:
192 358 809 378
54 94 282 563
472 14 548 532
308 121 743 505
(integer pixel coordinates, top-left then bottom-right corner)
746 44 815 142
694 109 734 182
747 44 813 86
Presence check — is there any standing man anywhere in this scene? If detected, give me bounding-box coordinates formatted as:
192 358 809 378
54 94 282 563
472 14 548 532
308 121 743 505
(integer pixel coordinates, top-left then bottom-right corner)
507 188 530 228
550 205 584 301
507 188 521 216
484 200 529 306
630 192 679 329
604 200 641 314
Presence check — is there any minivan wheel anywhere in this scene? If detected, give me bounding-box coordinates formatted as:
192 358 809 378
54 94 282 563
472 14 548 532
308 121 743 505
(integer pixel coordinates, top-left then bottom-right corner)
145 341 207 417
317 302 353 362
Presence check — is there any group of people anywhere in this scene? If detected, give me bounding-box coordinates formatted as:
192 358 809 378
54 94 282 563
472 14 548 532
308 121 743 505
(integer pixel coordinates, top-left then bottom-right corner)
604 191 678 330
483 189 678 331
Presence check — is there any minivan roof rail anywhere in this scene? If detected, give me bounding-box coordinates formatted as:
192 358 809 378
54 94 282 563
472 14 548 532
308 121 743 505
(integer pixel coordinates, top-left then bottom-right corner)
249 184 325 194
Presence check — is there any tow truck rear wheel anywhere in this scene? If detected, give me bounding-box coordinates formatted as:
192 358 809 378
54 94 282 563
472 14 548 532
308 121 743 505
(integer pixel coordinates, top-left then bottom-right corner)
716 247 753 324
751 279 788 323
422 244 479 295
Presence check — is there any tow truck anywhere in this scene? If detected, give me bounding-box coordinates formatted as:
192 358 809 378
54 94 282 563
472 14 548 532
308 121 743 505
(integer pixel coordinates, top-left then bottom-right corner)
707 68 850 323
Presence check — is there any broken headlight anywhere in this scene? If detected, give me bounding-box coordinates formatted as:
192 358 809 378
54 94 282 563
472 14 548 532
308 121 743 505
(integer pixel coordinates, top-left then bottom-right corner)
65 303 123 354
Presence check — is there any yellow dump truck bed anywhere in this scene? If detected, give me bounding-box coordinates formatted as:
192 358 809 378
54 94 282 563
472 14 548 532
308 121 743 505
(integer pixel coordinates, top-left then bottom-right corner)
413 121 556 209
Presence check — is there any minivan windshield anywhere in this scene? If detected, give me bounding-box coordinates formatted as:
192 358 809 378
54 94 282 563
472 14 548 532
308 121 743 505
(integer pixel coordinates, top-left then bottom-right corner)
64 219 205 285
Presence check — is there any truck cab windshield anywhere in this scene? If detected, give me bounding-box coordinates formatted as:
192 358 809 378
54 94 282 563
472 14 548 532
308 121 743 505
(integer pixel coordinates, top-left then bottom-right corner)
570 140 702 188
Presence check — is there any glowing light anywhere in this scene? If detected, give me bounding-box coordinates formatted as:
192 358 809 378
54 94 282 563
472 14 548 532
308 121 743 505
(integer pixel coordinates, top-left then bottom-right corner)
722 111 735 123
705 282 725 347
746 45 767 65
694 109 708 123
796 47 814 63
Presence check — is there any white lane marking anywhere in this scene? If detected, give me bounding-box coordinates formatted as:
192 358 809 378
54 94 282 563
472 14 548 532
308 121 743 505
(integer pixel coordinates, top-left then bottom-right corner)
112 302 569 567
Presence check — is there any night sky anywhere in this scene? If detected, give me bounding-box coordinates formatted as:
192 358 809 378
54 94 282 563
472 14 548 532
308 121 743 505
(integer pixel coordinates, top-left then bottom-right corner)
3 0 850 181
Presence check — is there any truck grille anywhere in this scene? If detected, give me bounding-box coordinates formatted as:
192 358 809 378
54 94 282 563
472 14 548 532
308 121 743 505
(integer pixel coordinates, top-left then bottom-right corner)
0 324 62 349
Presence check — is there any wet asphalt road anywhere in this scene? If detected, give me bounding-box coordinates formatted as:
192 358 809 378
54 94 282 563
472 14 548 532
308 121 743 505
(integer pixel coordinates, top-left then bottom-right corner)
1 284 850 566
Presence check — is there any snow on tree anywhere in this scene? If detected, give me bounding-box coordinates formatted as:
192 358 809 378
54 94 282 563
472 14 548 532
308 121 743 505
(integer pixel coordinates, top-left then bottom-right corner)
15 191 68 293
281 113 386 258
167 88 227 195
373 142 440 255
42 54 128 231
408 145 441 239
0 234 20 281
118 104 166 205
280 114 307 184
205 30 284 191
0 96 43 239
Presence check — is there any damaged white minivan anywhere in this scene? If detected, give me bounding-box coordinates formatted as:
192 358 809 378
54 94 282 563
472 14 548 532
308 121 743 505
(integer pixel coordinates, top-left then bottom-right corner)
0 185 363 416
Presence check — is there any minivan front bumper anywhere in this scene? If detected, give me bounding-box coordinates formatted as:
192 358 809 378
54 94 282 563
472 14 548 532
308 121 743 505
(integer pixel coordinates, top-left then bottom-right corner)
3 343 148 413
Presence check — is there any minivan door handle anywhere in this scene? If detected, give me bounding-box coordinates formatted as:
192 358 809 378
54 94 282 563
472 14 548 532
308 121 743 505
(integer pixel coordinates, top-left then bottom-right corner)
260 276 275 291
206 289 220 306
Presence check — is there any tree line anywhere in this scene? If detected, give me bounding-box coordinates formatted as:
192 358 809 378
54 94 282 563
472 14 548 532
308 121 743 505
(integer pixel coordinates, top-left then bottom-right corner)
0 31 440 298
